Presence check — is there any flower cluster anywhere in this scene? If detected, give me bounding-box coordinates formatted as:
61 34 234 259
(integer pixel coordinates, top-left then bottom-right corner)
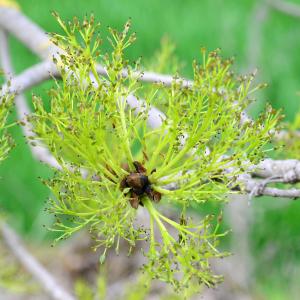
29 15 281 292
0 93 13 163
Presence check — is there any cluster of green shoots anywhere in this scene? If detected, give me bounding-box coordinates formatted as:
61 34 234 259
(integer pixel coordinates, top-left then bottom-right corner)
29 14 281 293
0 93 13 163
74 271 198 300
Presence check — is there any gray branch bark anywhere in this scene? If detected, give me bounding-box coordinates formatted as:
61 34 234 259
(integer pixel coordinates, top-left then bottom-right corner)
0 29 61 169
267 0 300 18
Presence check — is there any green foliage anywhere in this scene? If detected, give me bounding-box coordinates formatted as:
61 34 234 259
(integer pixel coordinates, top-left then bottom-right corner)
0 94 14 163
74 270 198 300
29 15 281 293
122 274 150 300
75 279 94 300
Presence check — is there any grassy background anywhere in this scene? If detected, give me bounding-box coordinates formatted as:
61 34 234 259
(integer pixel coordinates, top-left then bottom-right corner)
1 0 300 298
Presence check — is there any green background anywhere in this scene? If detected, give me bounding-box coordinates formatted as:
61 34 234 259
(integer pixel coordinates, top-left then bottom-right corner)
1 0 300 298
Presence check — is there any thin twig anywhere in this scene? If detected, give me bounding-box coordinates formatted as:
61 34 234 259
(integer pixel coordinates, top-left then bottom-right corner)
267 0 300 18
274 129 300 140
246 1 269 70
0 60 59 97
239 173 300 198
0 222 75 300
0 6 58 60
0 29 61 169
254 159 300 182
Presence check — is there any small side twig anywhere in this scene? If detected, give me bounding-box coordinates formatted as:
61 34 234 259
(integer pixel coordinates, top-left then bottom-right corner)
246 1 269 70
0 60 59 98
239 173 300 199
0 29 61 170
255 159 300 182
267 0 300 18
274 129 300 140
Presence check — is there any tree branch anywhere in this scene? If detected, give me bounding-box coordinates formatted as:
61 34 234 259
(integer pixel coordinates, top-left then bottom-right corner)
0 221 75 300
0 29 62 169
0 6 58 60
246 2 269 70
239 173 300 198
274 129 300 140
255 159 300 182
0 60 58 97
267 0 300 18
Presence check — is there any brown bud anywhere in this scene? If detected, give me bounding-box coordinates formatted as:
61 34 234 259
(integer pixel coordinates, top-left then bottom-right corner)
120 178 128 190
148 190 161 203
129 195 140 209
133 161 147 173
126 173 148 190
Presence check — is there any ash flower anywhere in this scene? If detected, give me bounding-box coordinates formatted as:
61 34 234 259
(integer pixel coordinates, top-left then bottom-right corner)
30 15 281 293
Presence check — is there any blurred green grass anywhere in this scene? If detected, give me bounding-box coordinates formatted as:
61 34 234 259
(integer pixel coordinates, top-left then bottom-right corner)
1 0 300 297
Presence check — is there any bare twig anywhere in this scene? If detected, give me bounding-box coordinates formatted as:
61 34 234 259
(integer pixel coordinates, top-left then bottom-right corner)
246 2 269 70
0 60 58 97
255 159 300 182
274 129 300 140
239 173 300 198
0 29 61 169
267 0 300 18
96 64 193 88
0 222 75 300
0 6 58 60
254 186 300 198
